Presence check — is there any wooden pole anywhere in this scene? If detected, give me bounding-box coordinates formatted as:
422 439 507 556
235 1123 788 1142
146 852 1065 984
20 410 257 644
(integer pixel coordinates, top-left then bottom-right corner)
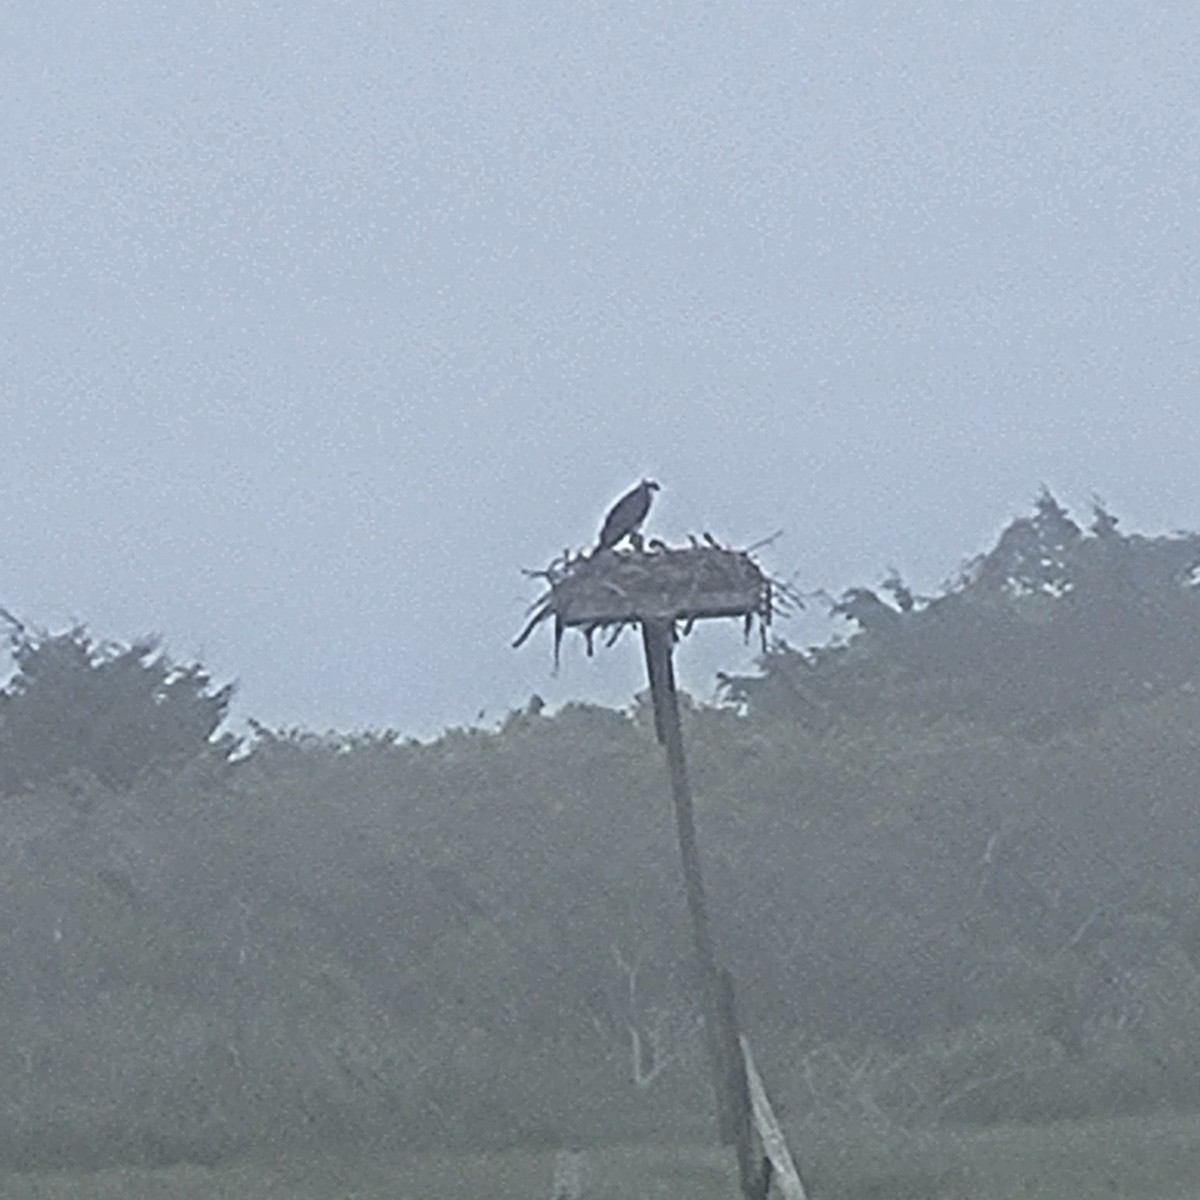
640 620 768 1197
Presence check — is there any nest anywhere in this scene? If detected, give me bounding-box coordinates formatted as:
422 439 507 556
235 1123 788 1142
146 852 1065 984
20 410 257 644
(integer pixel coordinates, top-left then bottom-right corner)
514 538 786 664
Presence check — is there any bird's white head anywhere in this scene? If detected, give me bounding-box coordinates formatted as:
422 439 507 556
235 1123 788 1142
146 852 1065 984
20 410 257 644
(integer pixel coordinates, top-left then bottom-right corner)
643 478 661 492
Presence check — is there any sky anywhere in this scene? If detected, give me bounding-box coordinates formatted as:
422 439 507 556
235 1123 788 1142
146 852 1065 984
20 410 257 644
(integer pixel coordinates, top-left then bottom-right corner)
3 2 1198 739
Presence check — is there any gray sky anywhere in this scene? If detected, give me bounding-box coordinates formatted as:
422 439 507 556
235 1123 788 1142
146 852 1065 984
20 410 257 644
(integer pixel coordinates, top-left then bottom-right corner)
3 3 1198 739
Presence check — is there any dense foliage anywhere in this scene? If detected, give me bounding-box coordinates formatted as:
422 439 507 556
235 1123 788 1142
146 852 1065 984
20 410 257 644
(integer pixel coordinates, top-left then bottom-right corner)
0 618 235 793
3 498 1200 1167
721 492 1200 735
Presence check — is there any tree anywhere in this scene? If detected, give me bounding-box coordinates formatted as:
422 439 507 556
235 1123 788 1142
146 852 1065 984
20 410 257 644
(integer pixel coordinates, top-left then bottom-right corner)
720 493 1200 735
0 615 235 793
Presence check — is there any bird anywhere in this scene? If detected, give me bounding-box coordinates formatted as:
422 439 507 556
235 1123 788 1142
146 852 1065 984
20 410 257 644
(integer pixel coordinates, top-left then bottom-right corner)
596 479 660 551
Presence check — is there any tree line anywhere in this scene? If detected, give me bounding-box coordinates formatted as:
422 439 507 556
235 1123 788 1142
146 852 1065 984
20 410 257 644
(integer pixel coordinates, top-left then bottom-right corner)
3 495 1200 1166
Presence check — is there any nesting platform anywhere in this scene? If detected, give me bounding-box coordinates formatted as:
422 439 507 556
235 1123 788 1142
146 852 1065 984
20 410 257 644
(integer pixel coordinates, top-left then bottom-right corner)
554 545 769 626
514 542 775 661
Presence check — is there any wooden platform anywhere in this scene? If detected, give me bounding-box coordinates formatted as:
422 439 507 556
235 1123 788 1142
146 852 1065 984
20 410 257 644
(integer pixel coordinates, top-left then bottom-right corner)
551 546 770 627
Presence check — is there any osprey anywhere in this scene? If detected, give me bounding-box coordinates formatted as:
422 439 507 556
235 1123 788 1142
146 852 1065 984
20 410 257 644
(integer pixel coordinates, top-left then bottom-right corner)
597 479 660 550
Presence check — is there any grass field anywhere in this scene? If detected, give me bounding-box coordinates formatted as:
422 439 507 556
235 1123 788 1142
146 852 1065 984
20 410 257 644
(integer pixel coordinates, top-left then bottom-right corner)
5 1115 1200 1198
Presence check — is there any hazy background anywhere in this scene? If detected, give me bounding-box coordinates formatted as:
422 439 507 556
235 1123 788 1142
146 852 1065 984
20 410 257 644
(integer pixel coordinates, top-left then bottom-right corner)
3 2 1197 738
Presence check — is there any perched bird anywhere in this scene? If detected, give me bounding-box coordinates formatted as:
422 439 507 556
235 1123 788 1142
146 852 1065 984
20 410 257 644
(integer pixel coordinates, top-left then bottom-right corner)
596 479 660 551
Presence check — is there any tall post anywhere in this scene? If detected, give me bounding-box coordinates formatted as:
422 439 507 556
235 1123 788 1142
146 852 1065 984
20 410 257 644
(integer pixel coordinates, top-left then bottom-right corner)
640 620 753 1164
529 537 784 1199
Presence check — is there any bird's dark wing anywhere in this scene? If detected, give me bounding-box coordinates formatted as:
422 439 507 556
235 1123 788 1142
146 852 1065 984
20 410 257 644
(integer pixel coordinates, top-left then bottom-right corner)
598 485 649 549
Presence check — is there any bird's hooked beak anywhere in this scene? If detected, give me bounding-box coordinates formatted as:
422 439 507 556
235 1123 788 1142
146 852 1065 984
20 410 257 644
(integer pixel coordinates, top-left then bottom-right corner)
643 479 661 491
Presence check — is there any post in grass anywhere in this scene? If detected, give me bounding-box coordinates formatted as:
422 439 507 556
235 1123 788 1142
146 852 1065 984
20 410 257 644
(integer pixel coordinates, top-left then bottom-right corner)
517 504 803 1200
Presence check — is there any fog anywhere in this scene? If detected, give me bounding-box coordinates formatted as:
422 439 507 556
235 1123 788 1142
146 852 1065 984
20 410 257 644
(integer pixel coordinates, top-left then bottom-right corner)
4 2 1197 737
7 10 1200 1192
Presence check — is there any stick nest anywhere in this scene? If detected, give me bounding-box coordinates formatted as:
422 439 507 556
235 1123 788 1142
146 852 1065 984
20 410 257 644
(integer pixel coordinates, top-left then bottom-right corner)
514 538 791 664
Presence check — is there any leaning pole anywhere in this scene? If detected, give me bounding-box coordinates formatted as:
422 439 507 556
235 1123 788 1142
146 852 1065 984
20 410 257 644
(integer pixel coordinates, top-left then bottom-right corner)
641 616 757 1180
515 540 788 1200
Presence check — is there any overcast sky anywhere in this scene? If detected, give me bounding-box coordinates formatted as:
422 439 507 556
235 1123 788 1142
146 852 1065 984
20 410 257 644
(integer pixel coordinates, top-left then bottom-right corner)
3 3 1198 738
